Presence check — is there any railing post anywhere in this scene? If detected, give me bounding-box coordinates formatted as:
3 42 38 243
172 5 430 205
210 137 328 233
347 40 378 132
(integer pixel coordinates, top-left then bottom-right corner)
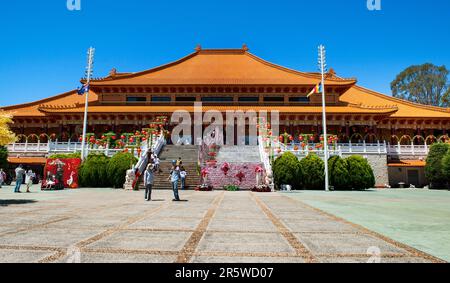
398 142 401 155
383 140 387 154
68 141 71 152
106 143 110 157
377 140 381 154
425 141 429 155
349 142 353 153
411 141 415 156
25 140 28 152
363 140 367 153
12 142 16 151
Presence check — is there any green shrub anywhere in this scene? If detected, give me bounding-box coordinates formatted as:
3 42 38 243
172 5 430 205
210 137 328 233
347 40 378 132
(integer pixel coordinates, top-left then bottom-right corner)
346 156 375 190
425 143 450 189
107 152 138 188
328 155 351 190
440 150 450 189
224 185 240 191
48 152 81 159
272 152 302 189
0 146 8 170
79 153 111 187
300 154 325 190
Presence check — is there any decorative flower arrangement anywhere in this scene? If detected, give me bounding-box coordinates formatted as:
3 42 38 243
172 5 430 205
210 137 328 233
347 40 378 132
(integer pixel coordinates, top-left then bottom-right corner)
195 184 213 191
235 171 245 183
251 185 271 192
221 162 230 176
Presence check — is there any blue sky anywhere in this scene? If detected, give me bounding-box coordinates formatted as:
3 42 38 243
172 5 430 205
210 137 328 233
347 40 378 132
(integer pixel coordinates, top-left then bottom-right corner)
1 0 449 106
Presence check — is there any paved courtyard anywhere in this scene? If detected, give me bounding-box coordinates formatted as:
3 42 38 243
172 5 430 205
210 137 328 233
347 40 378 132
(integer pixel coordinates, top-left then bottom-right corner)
0 185 443 263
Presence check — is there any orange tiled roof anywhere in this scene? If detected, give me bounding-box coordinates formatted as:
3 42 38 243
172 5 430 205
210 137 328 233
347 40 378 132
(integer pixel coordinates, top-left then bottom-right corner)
388 160 426 167
37 104 398 114
341 85 450 118
7 157 47 165
88 48 357 86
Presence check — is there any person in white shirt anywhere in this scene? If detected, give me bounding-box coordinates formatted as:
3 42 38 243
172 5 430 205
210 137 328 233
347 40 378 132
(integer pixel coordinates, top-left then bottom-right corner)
25 170 35 193
180 167 187 190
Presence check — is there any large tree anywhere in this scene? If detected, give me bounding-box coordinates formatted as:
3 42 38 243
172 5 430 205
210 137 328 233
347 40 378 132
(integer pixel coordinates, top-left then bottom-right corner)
391 63 450 107
0 112 16 146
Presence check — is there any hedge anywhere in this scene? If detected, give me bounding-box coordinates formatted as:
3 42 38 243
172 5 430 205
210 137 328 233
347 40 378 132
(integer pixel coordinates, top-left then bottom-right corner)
48 152 81 159
328 155 351 190
272 152 302 189
299 154 324 190
346 155 375 190
107 152 138 188
425 143 450 189
442 151 450 188
78 153 111 187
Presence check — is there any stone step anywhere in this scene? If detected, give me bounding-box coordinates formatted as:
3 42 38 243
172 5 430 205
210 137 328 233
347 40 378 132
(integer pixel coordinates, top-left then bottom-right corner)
216 146 261 163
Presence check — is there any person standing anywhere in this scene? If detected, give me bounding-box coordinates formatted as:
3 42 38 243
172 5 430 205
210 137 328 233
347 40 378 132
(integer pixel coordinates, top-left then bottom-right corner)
14 165 25 193
180 166 187 190
144 164 155 201
168 165 181 201
25 170 35 193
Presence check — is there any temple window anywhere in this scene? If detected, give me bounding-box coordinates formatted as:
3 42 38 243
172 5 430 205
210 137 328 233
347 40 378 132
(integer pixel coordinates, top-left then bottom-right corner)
151 96 171 102
201 97 233 102
176 97 197 102
264 97 284 102
289 97 310 103
126 96 146 102
238 97 259 102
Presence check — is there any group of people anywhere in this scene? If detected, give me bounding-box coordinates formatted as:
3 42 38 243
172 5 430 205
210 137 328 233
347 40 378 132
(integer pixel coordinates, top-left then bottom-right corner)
143 155 187 202
12 165 36 193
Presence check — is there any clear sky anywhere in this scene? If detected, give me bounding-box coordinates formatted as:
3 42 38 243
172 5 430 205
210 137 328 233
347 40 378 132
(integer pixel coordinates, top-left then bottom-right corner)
1 0 449 106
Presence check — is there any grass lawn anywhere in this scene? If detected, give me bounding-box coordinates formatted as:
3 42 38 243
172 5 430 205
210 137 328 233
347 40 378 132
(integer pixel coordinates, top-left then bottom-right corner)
283 189 450 262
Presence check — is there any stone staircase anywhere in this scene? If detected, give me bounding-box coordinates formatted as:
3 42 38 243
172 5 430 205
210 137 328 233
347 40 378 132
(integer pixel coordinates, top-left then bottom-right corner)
139 145 201 190
216 145 261 163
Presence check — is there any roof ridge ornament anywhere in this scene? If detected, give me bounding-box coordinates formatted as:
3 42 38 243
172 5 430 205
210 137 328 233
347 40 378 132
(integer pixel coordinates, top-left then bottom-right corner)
242 44 249 51
195 45 202 52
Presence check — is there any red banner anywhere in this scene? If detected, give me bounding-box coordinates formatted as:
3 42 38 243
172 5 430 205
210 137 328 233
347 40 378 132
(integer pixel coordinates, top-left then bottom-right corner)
42 158 81 189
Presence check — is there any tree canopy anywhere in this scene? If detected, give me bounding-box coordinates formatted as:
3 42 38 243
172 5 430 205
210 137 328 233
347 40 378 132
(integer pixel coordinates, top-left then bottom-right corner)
391 63 450 107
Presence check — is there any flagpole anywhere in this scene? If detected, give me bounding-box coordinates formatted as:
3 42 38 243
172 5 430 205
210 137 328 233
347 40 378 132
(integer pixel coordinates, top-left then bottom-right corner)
319 45 329 191
80 47 95 161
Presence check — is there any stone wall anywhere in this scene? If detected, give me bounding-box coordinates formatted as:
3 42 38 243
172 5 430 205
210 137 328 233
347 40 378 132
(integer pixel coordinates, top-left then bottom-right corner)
204 162 263 190
342 153 389 187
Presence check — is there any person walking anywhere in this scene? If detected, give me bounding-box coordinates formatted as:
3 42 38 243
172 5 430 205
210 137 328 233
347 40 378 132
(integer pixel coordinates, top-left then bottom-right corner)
25 169 35 193
14 165 25 193
0 168 5 188
180 166 187 190
176 157 183 167
154 156 160 171
144 164 155 201
168 165 181 201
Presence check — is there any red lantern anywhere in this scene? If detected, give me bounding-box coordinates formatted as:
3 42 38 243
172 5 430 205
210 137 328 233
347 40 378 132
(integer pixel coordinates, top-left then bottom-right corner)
310 136 314 141
320 136 324 141
142 137 147 141
120 135 125 140
79 137 83 142
129 138 134 143
268 131 273 136
101 135 106 140
299 136 304 141
279 136 284 142
289 136 294 141
112 136 117 140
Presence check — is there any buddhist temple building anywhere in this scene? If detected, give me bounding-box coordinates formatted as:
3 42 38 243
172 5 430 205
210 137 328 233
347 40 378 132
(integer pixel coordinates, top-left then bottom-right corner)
2 46 450 186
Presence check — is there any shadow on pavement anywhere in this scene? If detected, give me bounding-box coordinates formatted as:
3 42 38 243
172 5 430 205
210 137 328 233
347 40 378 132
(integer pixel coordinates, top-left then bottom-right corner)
0 199 38 206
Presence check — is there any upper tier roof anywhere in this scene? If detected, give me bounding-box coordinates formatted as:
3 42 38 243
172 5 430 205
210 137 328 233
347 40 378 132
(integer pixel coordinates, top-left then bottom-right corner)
88 47 357 86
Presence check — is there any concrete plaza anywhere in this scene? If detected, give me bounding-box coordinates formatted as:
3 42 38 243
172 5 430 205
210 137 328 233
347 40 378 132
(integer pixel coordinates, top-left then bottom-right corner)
0 185 444 263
